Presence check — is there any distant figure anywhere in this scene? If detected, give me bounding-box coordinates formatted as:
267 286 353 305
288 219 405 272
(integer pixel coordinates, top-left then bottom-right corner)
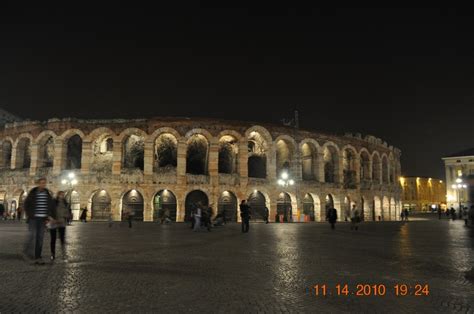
462 207 469 226
24 177 55 264
222 208 227 224
400 210 405 221
193 203 202 232
350 205 360 231
469 205 474 226
446 207 451 217
108 212 113 228
0 203 4 221
49 191 69 260
17 207 23 221
326 207 338 230
127 211 134 228
263 206 269 224
80 208 88 223
450 207 456 221
437 207 442 220
403 208 409 221
240 200 250 233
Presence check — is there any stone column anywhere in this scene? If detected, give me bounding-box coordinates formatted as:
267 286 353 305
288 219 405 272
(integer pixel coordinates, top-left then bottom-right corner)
238 141 248 186
0 141 4 169
10 145 17 169
208 140 219 186
293 147 302 182
52 139 65 176
143 140 154 176
269 196 277 222
336 155 343 184
112 139 122 175
176 139 187 185
267 146 276 182
354 155 361 186
81 140 92 175
316 152 324 182
368 159 373 181
143 190 152 222
29 144 39 177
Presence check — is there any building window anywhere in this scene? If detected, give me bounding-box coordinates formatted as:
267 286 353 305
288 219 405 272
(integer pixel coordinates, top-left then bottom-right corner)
457 170 463 177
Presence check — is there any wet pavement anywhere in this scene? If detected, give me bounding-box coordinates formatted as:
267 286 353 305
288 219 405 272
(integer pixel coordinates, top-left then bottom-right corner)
0 217 473 313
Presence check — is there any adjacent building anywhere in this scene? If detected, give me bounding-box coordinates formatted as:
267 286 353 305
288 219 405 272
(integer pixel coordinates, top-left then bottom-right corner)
399 176 446 212
442 148 474 210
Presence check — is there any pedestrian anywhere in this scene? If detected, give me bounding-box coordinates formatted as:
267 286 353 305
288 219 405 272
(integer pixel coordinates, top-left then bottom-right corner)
127 210 134 228
404 208 409 221
326 207 338 230
462 207 469 226
108 212 113 228
23 177 55 264
222 208 227 225
80 208 88 222
446 207 451 218
190 204 196 229
400 210 405 221
450 207 456 221
437 207 442 220
204 205 212 231
193 203 202 232
0 203 5 221
48 191 69 261
468 205 474 226
263 206 269 224
240 200 250 233
350 205 360 231
17 206 22 221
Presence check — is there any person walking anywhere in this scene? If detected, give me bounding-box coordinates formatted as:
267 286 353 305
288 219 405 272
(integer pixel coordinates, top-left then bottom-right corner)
203 205 212 231
350 205 360 231
437 207 442 220
23 177 55 264
403 208 409 221
80 208 88 223
450 207 456 221
240 200 250 233
326 207 338 230
462 207 469 226
193 203 202 232
127 210 134 228
48 191 69 260
17 206 23 221
263 206 269 224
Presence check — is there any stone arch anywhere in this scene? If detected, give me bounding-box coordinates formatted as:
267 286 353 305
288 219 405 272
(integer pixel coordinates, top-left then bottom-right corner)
360 196 366 221
184 189 209 221
153 189 177 222
218 190 238 222
90 189 112 220
246 128 270 179
389 153 396 184
382 196 390 220
36 131 57 169
373 196 382 221
65 134 83 170
121 129 146 171
217 130 243 142
324 194 336 219
303 193 321 221
275 135 297 179
154 133 178 172
372 151 382 183
300 139 320 181
381 154 389 184
14 134 33 169
276 191 293 222
359 148 372 181
66 189 81 220
247 190 268 221
1 138 13 168
322 142 340 183
342 145 358 189
218 134 239 174
343 195 356 221
186 134 209 175
121 189 144 221
91 129 115 173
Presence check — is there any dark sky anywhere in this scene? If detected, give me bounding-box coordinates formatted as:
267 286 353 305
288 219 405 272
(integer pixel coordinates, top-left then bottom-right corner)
1 5 473 178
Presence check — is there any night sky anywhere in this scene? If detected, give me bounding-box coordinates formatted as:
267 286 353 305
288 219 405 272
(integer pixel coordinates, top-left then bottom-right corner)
1 6 473 179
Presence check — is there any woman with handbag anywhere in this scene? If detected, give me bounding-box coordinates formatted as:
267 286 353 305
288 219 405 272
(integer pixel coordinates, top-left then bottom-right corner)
48 191 70 260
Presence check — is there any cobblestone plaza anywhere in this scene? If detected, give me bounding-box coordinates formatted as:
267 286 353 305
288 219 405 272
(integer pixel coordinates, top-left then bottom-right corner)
1 217 473 313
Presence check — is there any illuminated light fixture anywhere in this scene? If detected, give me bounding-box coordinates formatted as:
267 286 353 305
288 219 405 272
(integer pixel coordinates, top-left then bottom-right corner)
456 178 462 184
164 189 168 192
281 172 289 180
289 179 295 186
61 179 67 185
440 180 443 183
277 179 285 186
254 189 258 194
68 172 75 179
71 179 78 186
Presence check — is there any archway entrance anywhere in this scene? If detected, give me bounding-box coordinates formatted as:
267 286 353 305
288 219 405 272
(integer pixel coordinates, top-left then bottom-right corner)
218 191 237 222
154 189 177 222
66 190 81 220
303 193 315 221
91 190 111 220
185 190 208 221
248 190 266 221
360 197 365 221
374 196 382 221
277 192 292 222
325 194 334 219
122 190 144 221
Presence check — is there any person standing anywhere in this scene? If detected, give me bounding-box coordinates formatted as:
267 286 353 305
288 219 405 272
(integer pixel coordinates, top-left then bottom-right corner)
450 207 456 221
80 208 88 223
263 206 269 224
437 207 442 220
326 207 338 230
193 203 202 232
240 200 250 233
350 205 360 231
404 208 409 221
48 191 69 260
17 206 22 221
127 210 134 228
24 178 55 264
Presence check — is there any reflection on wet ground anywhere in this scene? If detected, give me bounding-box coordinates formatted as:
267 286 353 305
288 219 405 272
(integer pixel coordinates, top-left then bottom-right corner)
0 216 473 313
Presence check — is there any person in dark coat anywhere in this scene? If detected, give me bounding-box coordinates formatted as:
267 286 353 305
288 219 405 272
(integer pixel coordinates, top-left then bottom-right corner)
48 191 70 260
263 206 269 224
80 208 88 222
23 177 55 264
326 207 338 230
240 200 251 233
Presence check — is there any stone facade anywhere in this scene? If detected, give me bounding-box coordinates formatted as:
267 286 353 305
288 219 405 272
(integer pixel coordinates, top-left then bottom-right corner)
442 148 474 210
0 117 402 222
400 176 446 212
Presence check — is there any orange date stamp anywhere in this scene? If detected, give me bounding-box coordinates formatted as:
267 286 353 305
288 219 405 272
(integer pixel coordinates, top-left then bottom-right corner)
306 284 430 297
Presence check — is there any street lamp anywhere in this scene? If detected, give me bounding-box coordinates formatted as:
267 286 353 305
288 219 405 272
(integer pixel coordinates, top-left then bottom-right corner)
277 171 296 222
451 177 467 212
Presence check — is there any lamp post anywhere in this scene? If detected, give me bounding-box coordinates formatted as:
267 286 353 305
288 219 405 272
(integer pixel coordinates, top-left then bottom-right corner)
451 177 467 213
278 171 295 222
61 172 78 222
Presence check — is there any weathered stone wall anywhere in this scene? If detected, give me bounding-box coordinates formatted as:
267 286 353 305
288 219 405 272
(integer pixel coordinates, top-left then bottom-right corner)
0 117 402 222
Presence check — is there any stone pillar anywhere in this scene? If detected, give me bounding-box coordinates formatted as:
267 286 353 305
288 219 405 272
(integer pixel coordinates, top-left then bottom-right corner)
209 140 219 185
112 139 122 175
29 144 39 176
354 156 361 186
267 146 276 182
10 145 17 169
52 139 64 175
238 141 248 186
177 139 187 185
0 141 4 169
293 147 302 182
336 155 343 184
269 197 277 222
316 152 325 182
368 159 373 181
81 140 92 175
143 191 152 222
143 140 154 176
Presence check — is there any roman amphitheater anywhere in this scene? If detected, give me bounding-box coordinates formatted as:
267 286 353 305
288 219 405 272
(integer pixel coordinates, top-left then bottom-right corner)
0 117 402 222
